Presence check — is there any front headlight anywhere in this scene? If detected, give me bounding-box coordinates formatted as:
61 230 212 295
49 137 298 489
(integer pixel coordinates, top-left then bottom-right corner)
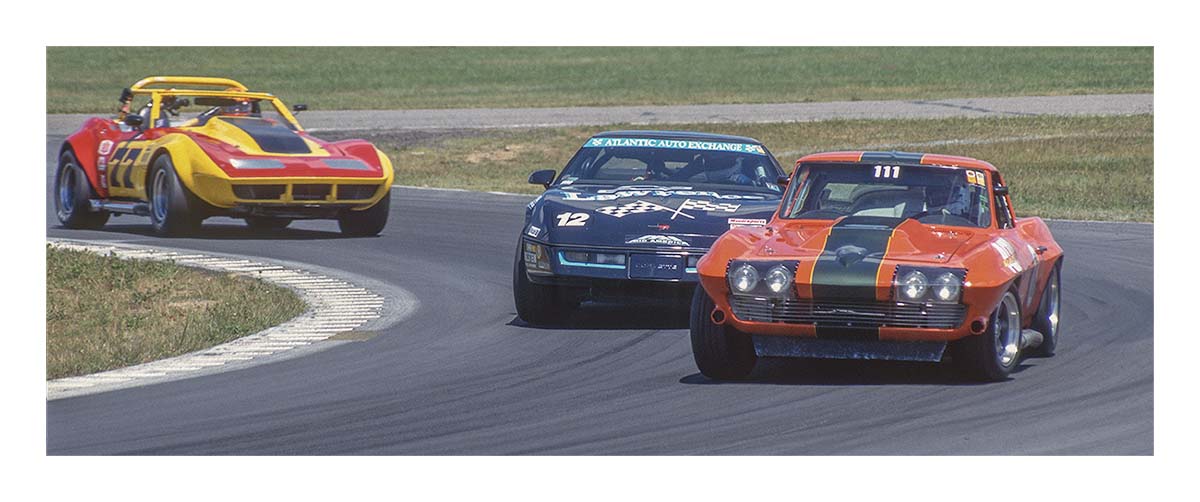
230 158 285 169
523 241 552 274
898 270 928 300
729 263 760 293
764 265 793 294
932 272 962 302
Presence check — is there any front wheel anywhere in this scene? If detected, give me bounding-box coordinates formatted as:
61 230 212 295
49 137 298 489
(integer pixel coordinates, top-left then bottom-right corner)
512 251 579 325
689 286 757 380
148 155 201 236
1028 263 1062 357
953 290 1023 382
338 195 389 236
55 150 109 229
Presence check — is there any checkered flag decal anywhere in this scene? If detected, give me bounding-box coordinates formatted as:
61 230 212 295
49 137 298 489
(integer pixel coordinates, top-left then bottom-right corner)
678 199 742 213
595 200 674 218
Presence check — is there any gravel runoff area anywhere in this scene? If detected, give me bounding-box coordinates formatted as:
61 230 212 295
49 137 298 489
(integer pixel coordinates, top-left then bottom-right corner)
46 93 1152 134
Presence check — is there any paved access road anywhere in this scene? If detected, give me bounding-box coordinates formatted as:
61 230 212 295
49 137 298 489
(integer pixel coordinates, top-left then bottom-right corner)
46 93 1153 134
44 135 1153 454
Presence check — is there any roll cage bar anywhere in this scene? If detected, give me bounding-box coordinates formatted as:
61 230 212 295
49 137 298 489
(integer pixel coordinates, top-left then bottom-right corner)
118 76 304 131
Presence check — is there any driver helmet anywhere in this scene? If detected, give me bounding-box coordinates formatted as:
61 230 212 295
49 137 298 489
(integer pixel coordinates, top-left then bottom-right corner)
219 100 255 116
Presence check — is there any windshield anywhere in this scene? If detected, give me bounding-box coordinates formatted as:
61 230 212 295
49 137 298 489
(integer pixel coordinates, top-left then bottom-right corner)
136 95 297 130
558 137 785 193
781 163 993 228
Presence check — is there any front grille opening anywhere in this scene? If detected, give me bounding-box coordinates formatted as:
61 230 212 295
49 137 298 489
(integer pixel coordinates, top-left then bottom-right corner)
730 296 966 329
232 184 285 200
337 184 379 200
292 184 332 201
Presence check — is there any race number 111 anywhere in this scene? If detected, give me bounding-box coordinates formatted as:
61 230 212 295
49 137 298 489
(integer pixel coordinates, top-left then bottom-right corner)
874 165 900 178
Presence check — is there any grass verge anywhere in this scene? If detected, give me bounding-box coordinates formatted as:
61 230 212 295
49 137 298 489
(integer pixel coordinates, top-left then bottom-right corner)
46 247 307 380
352 113 1152 222
47 47 1151 113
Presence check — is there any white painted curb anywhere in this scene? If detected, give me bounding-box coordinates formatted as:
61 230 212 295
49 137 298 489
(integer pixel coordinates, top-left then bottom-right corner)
46 239 397 400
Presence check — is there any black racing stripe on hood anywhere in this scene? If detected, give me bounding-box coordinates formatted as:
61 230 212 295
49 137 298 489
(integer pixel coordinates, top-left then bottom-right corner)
811 215 902 340
222 117 311 154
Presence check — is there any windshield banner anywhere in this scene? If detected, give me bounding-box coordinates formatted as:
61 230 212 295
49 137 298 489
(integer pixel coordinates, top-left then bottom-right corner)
585 137 767 156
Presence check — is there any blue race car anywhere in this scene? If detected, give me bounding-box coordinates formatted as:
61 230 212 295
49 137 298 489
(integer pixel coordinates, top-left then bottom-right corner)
514 130 787 323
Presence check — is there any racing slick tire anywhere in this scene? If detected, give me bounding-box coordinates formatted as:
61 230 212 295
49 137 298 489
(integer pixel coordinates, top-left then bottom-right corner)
338 196 389 237
689 286 757 380
512 246 581 325
1029 262 1063 357
953 289 1023 382
245 216 292 231
148 155 202 236
55 150 110 230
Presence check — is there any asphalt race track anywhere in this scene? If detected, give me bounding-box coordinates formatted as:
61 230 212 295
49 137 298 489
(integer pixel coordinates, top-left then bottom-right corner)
45 136 1153 454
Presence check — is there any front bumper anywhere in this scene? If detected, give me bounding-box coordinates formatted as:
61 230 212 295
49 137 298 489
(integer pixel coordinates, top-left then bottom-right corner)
191 173 391 210
523 239 705 285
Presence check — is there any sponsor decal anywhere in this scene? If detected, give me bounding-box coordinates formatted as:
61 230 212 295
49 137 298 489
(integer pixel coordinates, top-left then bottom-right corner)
728 218 768 228
585 137 767 156
527 195 541 211
560 185 766 202
525 225 542 238
991 237 1023 273
625 234 691 247
97 140 114 156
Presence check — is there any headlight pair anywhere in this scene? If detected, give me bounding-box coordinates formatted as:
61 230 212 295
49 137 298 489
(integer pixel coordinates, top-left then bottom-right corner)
729 261 796 296
894 266 964 303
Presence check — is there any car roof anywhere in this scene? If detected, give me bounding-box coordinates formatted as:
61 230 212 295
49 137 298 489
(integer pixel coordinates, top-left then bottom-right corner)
591 130 765 145
796 151 998 172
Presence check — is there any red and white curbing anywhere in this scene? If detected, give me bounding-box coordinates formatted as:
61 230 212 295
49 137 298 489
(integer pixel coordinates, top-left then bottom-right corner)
47 240 387 400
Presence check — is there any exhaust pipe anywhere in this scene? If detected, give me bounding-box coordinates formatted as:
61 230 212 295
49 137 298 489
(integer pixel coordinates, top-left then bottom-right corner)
1020 329 1044 350
710 308 727 325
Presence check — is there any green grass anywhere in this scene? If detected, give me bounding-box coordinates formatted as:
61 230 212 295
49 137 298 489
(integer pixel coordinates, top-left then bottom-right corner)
46 47 1152 113
368 114 1152 222
46 247 307 379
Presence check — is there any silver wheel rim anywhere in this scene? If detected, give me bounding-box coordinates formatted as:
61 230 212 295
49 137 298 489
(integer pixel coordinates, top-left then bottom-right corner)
1046 272 1060 337
994 292 1021 367
152 169 169 222
58 162 76 216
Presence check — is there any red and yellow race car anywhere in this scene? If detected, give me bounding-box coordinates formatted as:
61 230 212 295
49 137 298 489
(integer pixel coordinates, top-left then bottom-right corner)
691 151 1063 381
55 76 394 236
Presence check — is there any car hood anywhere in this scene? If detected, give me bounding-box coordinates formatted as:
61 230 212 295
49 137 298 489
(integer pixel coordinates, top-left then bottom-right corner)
748 216 983 265
526 183 783 250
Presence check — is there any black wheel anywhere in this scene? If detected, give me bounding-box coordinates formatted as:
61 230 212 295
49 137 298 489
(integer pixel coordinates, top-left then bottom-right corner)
1029 263 1062 357
953 289 1023 382
54 150 109 229
148 155 201 236
245 216 292 231
512 244 579 325
338 195 389 236
689 286 757 380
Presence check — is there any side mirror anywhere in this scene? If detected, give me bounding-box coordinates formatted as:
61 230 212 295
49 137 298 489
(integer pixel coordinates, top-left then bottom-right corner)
528 169 556 188
777 175 790 189
292 104 308 113
123 114 145 128
994 185 1009 196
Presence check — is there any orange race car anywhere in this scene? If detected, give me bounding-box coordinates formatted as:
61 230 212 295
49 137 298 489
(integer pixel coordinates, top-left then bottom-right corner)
690 151 1063 381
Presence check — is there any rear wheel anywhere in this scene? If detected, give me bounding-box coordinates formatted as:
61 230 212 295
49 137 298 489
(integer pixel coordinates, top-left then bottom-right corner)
245 216 292 231
954 290 1022 381
1029 263 1062 357
689 286 757 380
338 196 389 236
148 155 202 236
54 150 109 229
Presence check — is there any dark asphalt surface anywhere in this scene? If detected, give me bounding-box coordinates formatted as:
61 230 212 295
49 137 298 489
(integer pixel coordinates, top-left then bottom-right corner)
45 136 1153 454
